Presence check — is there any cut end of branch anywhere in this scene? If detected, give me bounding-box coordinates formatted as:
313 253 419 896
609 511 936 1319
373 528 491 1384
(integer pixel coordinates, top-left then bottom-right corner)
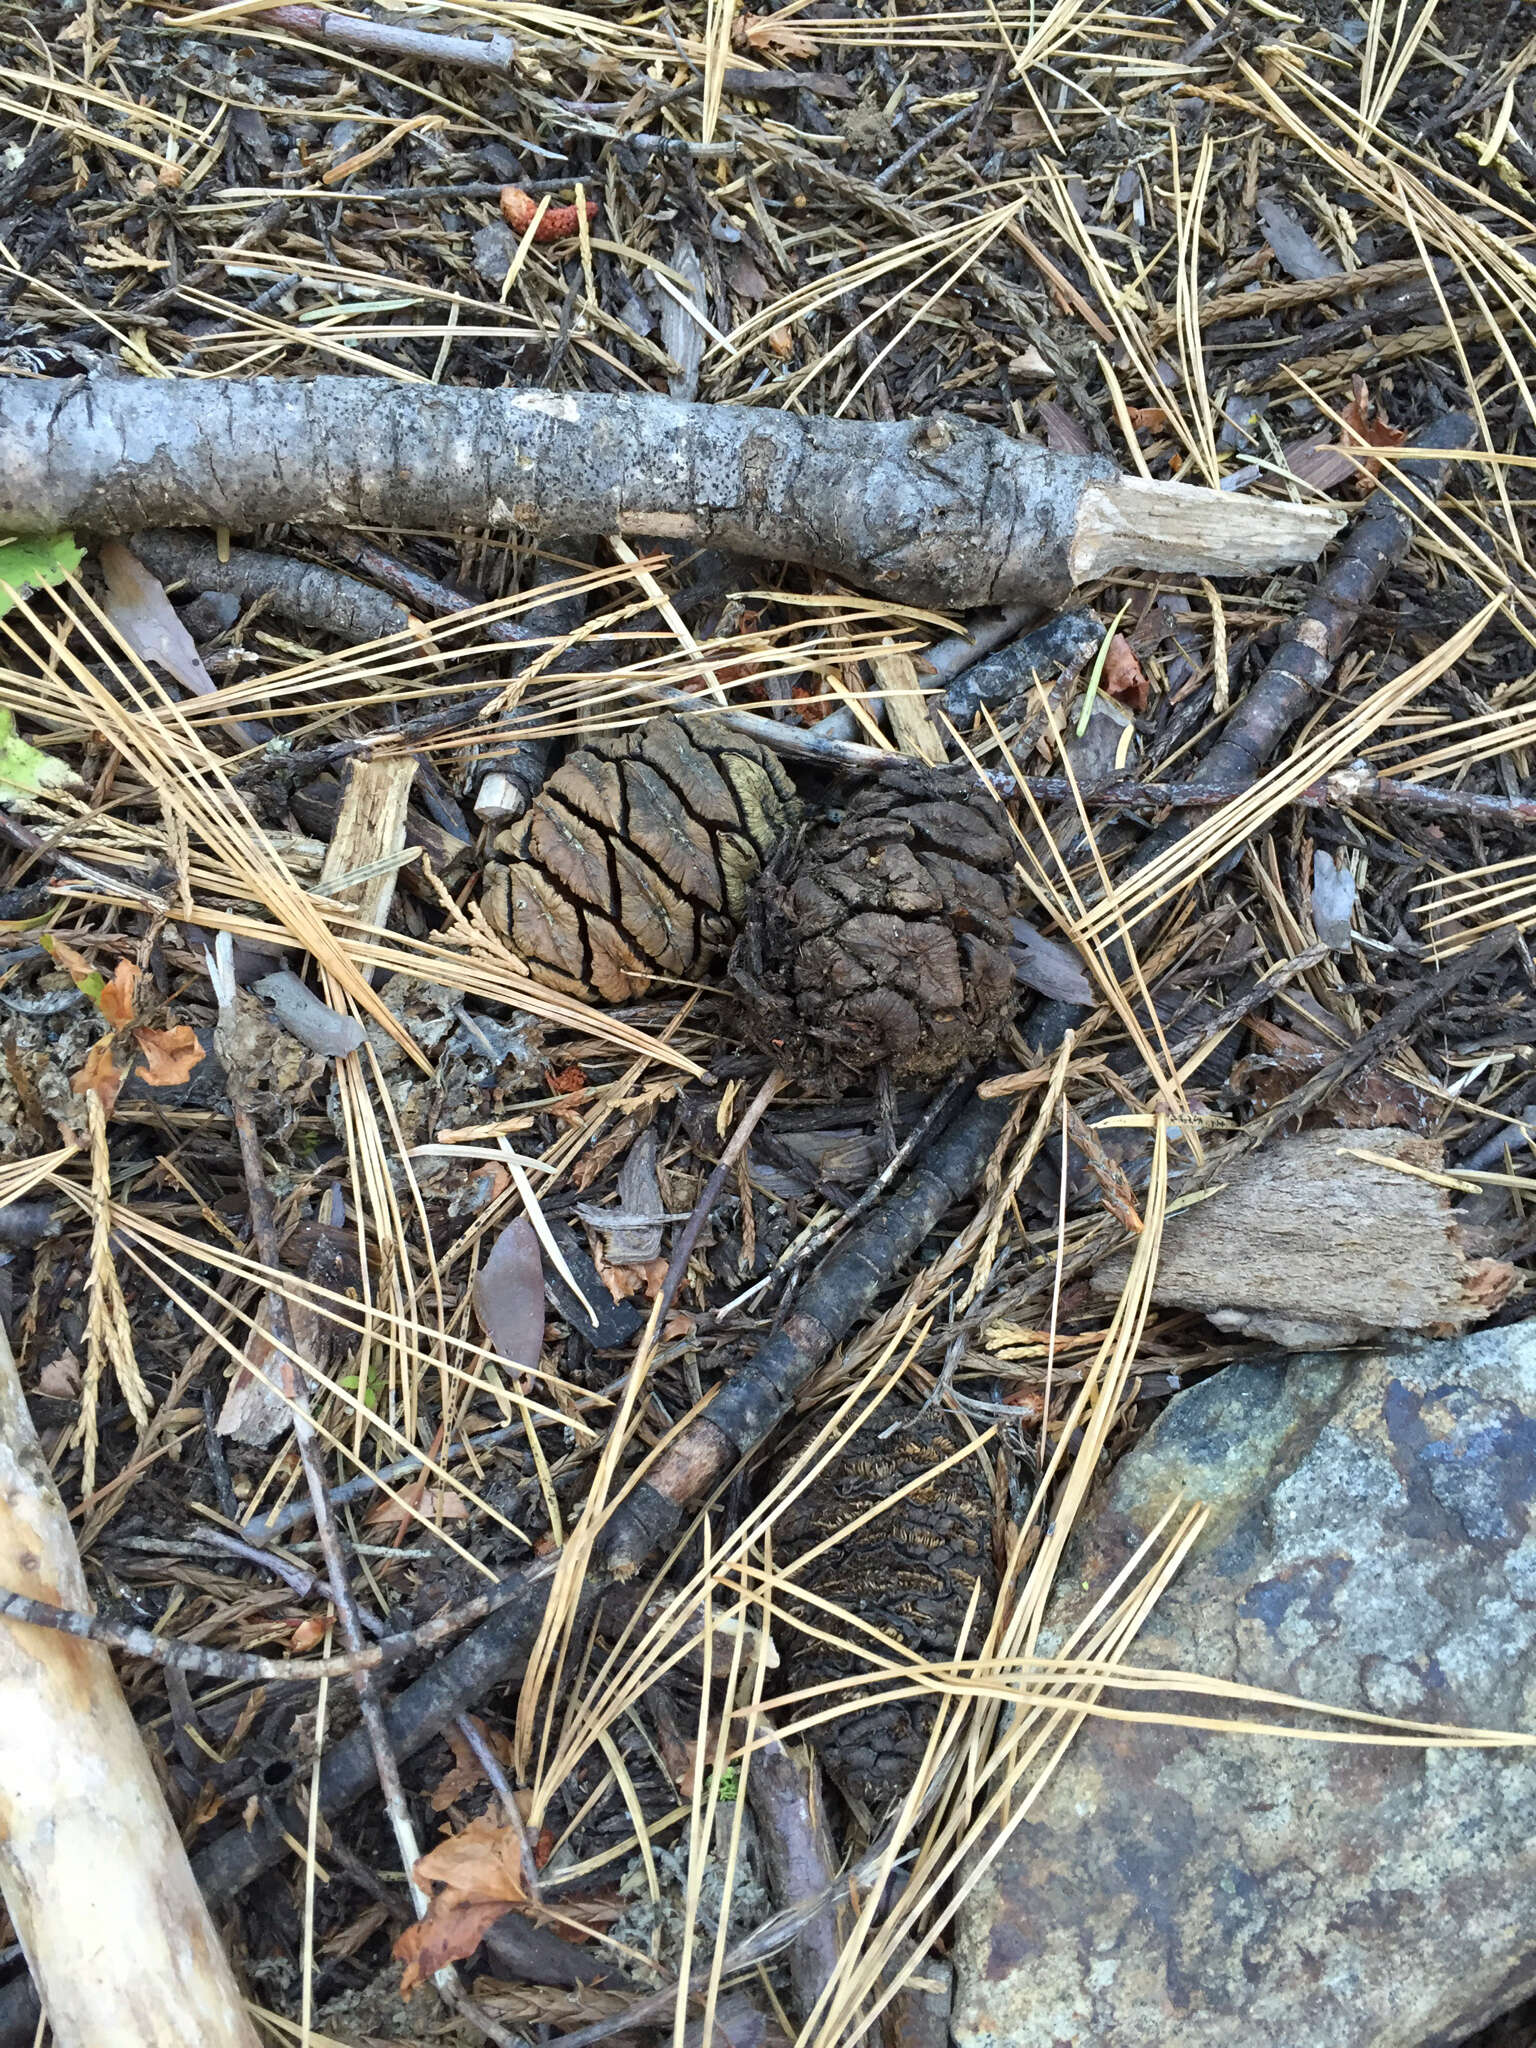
1070 476 1345 583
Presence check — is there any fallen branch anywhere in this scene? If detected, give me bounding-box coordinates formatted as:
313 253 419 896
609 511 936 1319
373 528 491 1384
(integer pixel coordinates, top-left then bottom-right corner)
993 763 1536 832
0 377 1341 609
129 531 410 643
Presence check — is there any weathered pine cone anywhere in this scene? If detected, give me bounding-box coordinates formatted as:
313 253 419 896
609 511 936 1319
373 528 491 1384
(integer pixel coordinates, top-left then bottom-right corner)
773 1399 997 1815
730 762 1022 1083
500 715 799 1002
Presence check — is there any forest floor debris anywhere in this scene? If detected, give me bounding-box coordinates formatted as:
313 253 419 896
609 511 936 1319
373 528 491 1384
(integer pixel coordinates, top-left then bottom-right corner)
0 0 1533 2043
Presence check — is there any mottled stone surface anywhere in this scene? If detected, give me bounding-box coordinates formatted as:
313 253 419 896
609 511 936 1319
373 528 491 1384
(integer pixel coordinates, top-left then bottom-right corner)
952 1324 1536 2048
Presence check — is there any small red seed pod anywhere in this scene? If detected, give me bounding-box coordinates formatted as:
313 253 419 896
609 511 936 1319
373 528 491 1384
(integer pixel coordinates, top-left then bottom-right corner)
499 186 599 242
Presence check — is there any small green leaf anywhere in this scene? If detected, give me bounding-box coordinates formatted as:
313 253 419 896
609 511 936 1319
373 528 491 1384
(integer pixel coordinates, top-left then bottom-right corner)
0 533 84 619
714 1764 740 1804
0 708 80 809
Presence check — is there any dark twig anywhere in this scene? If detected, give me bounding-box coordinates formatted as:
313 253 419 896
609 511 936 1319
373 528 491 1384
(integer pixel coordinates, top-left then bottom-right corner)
653 1068 785 1331
990 765 1536 832
129 532 410 643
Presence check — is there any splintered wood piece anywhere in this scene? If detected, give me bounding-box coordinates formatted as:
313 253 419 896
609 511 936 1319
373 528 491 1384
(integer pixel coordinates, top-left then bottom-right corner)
318 755 418 945
1093 1126 1517 1349
0 1320 260 2048
870 643 948 765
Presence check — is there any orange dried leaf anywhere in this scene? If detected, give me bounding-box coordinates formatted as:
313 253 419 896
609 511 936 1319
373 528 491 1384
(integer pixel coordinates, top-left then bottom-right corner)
544 1063 587 1096
1100 632 1149 712
132 1023 205 1087
98 959 140 1029
396 1814 530 1992
71 1038 124 1115
1125 405 1170 433
394 1899 509 1996
414 1814 529 1906
289 1614 329 1654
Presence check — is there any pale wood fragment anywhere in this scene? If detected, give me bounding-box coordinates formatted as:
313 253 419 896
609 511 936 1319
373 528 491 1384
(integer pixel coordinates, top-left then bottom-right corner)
871 644 948 765
318 755 419 944
0 1319 260 2048
1071 475 1343 583
1093 1127 1518 1348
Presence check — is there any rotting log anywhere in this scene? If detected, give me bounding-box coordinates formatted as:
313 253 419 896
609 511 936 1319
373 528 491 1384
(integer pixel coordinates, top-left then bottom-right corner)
0 1319 261 2048
0 376 1341 610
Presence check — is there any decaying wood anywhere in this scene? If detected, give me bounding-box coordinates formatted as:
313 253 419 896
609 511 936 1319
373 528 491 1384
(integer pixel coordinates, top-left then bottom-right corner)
1093 1126 1517 1348
0 1319 260 2048
0 377 1340 609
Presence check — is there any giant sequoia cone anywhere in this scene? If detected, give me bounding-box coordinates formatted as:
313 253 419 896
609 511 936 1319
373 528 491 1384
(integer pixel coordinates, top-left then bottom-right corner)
731 763 1023 1083
774 1399 997 1814
500 715 799 1002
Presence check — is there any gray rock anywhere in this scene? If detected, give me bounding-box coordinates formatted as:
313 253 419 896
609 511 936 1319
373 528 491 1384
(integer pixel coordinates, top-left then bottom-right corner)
952 1324 1536 2048
471 222 517 285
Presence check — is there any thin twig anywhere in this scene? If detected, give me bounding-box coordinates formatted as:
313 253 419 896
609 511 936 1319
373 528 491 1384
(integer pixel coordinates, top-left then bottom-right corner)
654 1068 785 1329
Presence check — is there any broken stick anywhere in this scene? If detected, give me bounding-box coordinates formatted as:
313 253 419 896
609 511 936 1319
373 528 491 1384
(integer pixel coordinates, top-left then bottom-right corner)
0 1317 260 2048
0 377 1341 609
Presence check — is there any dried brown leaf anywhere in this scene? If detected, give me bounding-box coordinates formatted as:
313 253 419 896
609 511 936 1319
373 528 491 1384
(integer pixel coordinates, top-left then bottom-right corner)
396 1815 532 1993
473 1216 545 1368
131 1023 205 1086
71 1038 124 1115
99 539 218 698
98 960 140 1029
736 10 818 57
38 1350 83 1399
1101 633 1149 712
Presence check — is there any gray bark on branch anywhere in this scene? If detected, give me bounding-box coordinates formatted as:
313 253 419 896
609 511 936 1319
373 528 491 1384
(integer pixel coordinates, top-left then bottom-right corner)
0 376 1341 610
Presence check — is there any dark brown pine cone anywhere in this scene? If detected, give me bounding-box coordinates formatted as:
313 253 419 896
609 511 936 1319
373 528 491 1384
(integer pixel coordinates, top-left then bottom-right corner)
730 762 1022 1084
500 715 799 1002
772 1399 997 1816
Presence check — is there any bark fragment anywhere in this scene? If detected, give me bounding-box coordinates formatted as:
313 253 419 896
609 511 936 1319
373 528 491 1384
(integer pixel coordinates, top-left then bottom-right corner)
1093 1126 1517 1347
